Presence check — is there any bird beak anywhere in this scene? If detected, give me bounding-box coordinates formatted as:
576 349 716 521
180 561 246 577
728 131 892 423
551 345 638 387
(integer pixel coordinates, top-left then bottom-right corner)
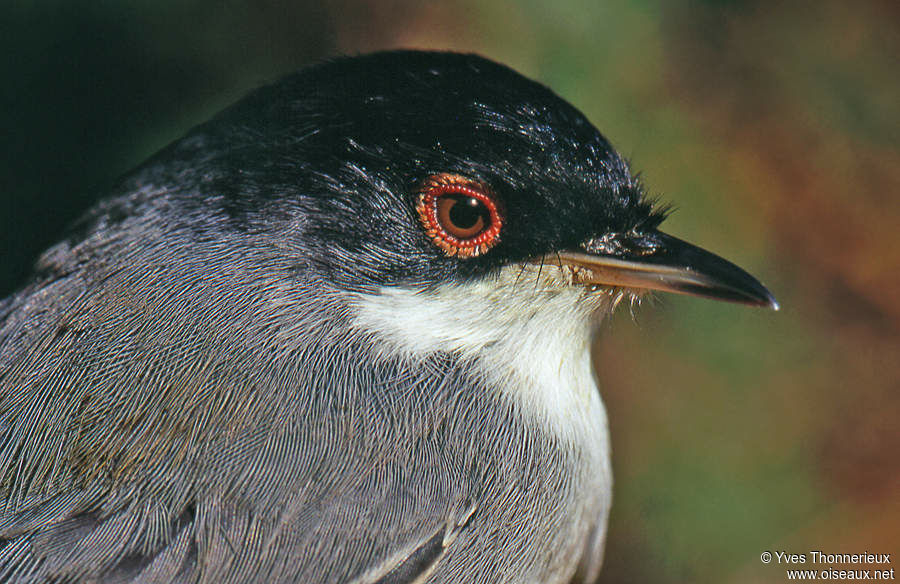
545 231 779 309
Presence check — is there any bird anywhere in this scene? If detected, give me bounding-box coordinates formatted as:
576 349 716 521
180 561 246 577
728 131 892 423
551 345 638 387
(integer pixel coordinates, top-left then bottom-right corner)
0 50 777 583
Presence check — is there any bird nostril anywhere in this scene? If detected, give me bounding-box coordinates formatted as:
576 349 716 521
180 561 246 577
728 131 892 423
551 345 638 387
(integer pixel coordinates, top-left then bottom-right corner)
582 232 659 257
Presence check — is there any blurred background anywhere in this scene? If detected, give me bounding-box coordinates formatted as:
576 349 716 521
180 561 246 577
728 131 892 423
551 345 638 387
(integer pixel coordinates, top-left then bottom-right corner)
1 1 897 581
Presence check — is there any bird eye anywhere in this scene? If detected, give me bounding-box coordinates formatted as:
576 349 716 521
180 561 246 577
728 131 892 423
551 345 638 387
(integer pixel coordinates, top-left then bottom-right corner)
416 174 502 257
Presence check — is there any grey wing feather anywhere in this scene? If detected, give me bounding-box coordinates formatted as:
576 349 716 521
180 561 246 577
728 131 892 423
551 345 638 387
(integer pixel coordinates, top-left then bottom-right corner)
372 530 446 584
356 503 477 584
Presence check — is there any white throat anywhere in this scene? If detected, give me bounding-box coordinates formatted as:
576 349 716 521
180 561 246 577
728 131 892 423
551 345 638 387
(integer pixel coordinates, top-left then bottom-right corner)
348 265 613 449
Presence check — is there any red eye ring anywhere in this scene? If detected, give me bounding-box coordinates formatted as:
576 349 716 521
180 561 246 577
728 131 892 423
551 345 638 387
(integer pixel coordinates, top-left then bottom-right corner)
415 174 503 258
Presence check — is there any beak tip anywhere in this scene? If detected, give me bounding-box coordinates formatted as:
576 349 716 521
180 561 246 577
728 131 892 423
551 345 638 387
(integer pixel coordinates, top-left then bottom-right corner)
747 285 779 311
743 282 778 311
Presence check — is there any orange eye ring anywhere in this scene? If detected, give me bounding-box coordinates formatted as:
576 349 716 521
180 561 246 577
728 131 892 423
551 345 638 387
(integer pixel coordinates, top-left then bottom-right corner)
415 174 503 258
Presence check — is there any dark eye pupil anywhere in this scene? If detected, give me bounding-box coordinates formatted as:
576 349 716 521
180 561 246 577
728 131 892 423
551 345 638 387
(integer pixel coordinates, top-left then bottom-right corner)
448 196 488 229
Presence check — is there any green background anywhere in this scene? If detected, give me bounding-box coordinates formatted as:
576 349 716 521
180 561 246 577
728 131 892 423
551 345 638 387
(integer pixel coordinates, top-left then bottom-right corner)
2 1 897 581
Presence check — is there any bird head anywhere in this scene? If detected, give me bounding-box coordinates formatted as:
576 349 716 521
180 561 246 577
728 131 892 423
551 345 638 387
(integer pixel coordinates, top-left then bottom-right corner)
126 50 775 357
